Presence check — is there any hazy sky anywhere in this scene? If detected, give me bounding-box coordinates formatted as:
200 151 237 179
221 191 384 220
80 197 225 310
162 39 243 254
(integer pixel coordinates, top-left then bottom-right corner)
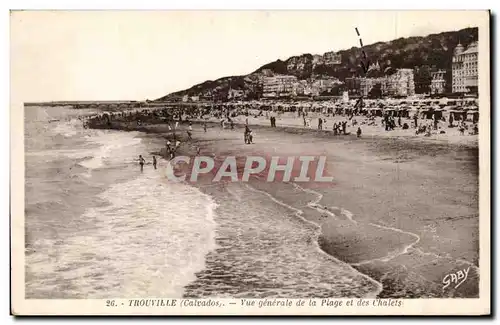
10 10 487 102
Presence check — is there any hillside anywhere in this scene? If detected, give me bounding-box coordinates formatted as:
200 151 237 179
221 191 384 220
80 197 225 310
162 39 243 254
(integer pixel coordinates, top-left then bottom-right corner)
157 27 478 101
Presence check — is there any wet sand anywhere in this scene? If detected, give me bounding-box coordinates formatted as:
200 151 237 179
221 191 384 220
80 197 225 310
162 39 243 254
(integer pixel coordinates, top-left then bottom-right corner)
95 119 479 298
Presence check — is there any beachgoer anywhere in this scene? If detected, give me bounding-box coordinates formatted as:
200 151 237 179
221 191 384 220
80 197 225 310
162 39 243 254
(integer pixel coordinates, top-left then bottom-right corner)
138 155 145 172
244 125 251 144
459 124 465 135
166 140 172 154
357 127 362 138
203 122 207 133
152 156 157 169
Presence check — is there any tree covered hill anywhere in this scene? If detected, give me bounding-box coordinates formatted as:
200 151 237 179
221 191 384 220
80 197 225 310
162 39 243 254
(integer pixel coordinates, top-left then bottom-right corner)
157 27 478 100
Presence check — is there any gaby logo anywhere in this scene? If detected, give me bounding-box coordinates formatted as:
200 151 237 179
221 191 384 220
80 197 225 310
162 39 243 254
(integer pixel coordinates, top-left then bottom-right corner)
442 266 471 290
164 155 334 183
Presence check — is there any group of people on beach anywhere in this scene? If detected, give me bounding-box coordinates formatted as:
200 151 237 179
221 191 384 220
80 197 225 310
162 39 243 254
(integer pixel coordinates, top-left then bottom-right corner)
269 116 277 127
137 137 183 171
137 155 157 172
83 102 479 174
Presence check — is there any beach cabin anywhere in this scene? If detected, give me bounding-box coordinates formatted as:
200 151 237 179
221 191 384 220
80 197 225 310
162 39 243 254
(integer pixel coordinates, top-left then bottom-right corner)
448 109 468 121
467 109 479 123
384 107 397 117
395 107 410 118
420 107 444 120
369 107 383 117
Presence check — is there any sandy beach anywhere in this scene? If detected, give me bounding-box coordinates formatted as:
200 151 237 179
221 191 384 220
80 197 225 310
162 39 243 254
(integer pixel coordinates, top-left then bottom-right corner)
93 116 479 298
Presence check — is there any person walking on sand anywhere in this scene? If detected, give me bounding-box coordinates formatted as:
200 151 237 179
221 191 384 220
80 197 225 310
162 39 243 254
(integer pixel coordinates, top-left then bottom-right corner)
166 140 172 157
138 155 145 172
152 156 157 170
203 122 207 133
244 125 252 144
357 127 362 138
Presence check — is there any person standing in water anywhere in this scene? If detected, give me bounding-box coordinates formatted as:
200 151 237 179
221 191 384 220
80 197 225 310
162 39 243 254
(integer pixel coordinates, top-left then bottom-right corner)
138 155 145 172
152 156 157 170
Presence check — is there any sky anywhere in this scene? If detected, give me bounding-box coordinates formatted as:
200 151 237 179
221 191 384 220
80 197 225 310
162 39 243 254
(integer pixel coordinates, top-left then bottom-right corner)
10 10 487 102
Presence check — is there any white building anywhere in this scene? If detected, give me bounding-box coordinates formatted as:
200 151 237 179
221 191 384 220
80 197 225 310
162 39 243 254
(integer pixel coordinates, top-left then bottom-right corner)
384 69 415 97
430 70 447 95
262 75 298 98
452 41 478 93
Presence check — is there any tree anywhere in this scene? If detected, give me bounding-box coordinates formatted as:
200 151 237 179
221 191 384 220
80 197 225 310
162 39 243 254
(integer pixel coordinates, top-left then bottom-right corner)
330 84 345 96
368 83 383 99
414 65 432 94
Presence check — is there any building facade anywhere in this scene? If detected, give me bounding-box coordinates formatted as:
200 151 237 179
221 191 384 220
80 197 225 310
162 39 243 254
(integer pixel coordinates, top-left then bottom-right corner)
227 89 244 100
360 78 384 97
452 41 478 93
384 69 415 97
345 77 362 96
323 51 342 65
430 70 447 95
352 69 415 98
262 75 298 98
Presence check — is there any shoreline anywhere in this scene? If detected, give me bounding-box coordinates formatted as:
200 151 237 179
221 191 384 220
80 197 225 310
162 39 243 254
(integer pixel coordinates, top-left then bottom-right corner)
90 119 479 298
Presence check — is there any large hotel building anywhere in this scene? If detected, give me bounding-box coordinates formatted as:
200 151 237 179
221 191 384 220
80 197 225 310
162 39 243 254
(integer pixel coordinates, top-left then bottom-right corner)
452 41 478 93
262 75 298 98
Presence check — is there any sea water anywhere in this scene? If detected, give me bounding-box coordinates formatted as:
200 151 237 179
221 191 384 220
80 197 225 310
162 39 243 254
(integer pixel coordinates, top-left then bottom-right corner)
25 106 216 298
